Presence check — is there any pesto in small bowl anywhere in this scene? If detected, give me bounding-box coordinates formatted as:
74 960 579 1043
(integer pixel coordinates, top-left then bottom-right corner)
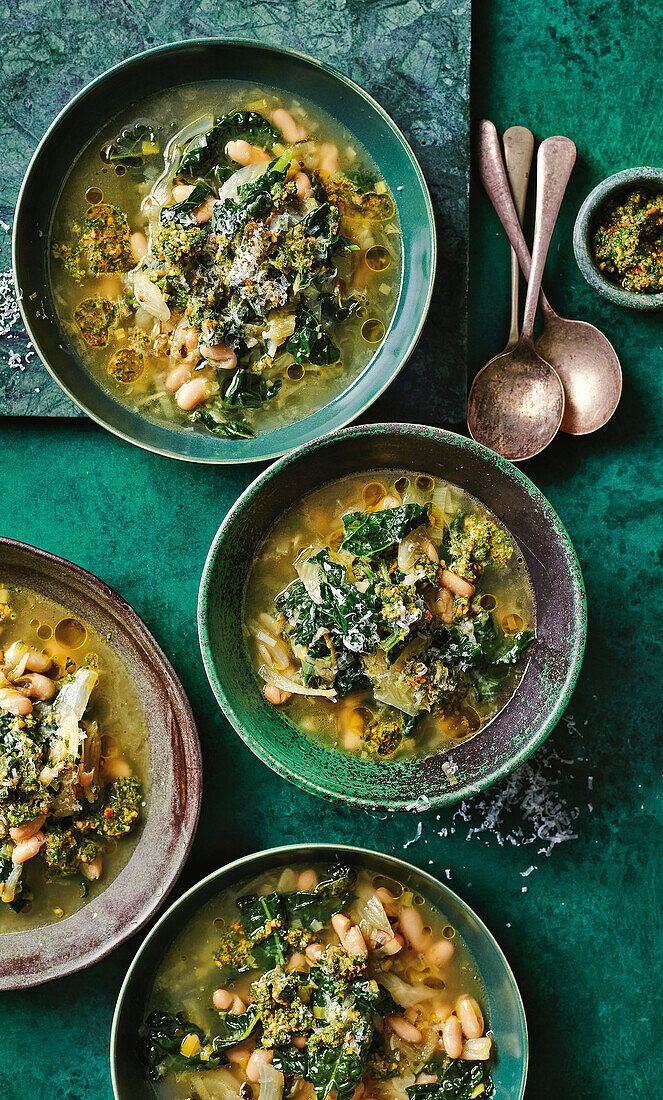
573 166 663 310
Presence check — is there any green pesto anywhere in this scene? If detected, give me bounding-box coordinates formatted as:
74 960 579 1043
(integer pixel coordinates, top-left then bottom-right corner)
592 189 663 292
73 296 118 347
57 202 136 280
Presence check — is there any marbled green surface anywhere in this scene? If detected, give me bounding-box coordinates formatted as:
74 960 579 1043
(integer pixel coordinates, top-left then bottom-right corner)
1 1 662 1098
0 0 470 422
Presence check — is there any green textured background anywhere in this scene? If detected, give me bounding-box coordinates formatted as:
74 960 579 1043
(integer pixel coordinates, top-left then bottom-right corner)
1 1 662 1098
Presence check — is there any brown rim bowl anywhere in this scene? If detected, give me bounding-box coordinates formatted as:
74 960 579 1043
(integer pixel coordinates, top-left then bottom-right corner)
0 538 201 989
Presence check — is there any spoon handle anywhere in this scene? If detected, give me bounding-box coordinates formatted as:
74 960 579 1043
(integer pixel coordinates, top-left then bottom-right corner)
520 135 576 341
503 126 534 349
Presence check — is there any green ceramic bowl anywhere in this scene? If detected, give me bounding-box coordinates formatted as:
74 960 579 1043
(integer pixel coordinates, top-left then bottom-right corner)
13 39 435 463
111 844 528 1099
198 424 586 811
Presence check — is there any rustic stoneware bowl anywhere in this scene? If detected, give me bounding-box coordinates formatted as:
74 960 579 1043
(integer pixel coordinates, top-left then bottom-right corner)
111 843 528 1099
0 539 201 989
573 165 663 310
13 39 435 463
198 424 586 811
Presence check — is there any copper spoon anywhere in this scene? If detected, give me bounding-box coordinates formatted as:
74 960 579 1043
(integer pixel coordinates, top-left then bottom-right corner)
503 126 535 350
468 130 571 460
480 121 622 434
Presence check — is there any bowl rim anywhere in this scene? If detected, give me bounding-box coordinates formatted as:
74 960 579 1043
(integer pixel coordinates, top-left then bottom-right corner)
12 37 437 464
0 536 202 988
110 842 529 1100
572 165 663 309
198 422 587 810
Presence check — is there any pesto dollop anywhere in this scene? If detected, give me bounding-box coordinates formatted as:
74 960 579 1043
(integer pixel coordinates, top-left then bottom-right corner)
593 189 663 293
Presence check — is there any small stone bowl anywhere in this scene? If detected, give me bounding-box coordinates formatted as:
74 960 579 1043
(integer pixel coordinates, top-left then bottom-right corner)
573 165 663 310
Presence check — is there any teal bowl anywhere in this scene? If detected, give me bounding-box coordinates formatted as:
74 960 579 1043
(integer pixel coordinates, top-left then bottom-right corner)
13 39 435 464
198 423 586 811
111 843 528 1099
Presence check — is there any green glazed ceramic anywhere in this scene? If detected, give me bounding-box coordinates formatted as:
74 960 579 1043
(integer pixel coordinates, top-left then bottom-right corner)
198 424 586 811
573 166 663 310
0 538 201 989
111 843 528 1099
13 40 435 464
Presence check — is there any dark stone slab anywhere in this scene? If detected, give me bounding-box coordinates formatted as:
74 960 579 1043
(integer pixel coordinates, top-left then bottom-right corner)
0 0 471 421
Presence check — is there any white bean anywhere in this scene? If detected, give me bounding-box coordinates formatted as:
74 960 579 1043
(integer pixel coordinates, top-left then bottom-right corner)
227 139 271 166
130 231 148 260
12 832 44 864
456 996 484 1040
263 684 291 705
332 912 352 945
246 1048 273 1082
213 988 234 1010
345 925 368 957
399 906 432 952
200 342 238 369
175 378 213 411
442 1014 463 1059
461 1037 492 1061
273 108 307 143
166 363 194 392
427 939 455 967
441 569 475 599
297 869 318 891
386 1014 422 1044
171 183 195 203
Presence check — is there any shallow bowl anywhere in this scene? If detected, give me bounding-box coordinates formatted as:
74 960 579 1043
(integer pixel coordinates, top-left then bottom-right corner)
198 423 586 811
13 39 435 463
0 538 201 989
573 165 663 309
111 843 528 1099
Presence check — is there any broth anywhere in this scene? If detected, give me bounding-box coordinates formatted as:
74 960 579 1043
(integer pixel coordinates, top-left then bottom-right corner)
50 82 401 441
0 584 150 929
141 862 493 1099
244 471 535 761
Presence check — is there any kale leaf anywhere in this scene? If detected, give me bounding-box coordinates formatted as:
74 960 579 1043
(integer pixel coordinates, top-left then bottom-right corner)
307 968 374 1100
275 580 329 658
285 864 356 929
285 308 340 366
432 612 533 703
211 152 291 239
276 553 379 659
138 1011 224 1081
160 180 214 225
272 1045 309 1078
236 892 287 968
222 369 281 410
179 110 279 182
340 504 431 558
189 406 256 440
344 170 377 194
321 288 364 322
406 1058 493 1100
313 550 380 654
212 1004 261 1048
107 121 156 166
302 202 340 249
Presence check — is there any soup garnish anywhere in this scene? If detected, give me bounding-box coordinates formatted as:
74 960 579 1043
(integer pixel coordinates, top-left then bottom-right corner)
0 586 145 923
245 472 535 760
139 863 494 1098
52 85 401 440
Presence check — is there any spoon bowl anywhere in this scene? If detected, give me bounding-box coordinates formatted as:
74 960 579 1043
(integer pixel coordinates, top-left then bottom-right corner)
469 340 565 459
535 312 622 435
